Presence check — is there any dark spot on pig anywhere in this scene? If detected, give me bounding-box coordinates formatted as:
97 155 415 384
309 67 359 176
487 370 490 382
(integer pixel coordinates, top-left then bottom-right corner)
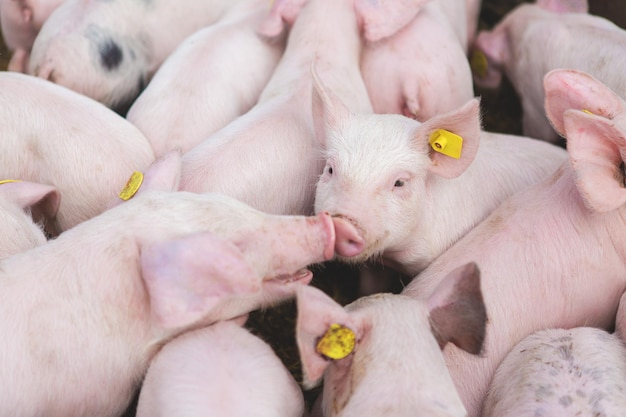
100 39 123 71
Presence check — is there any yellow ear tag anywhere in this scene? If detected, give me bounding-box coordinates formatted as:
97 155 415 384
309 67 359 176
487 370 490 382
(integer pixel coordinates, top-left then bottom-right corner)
470 49 488 79
582 109 594 115
316 323 356 360
429 129 463 159
0 180 21 185
118 171 144 201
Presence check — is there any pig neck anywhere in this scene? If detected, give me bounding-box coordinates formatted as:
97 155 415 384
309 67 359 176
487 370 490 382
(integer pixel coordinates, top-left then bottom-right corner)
258 0 371 113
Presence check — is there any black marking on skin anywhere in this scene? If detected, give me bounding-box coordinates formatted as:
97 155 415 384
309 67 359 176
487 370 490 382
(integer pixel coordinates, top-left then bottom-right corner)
100 39 123 71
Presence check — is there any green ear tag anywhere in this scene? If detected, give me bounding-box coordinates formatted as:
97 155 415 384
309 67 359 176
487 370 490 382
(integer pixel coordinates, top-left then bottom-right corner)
470 49 489 79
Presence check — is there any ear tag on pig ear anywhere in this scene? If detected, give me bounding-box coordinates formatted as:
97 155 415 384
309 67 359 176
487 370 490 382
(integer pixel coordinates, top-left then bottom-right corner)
316 323 356 360
0 180 21 185
470 49 488 79
118 171 144 201
429 129 463 159
582 109 594 115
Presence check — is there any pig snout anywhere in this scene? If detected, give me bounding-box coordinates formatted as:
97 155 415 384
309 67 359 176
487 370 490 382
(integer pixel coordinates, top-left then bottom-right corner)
331 215 365 258
317 211 337 261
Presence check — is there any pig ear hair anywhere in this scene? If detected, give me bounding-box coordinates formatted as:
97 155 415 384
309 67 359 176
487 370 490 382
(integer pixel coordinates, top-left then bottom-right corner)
418 98 482 179
141 231 262 330
296 285 361 389
536 0 588 14
428 262 487 355
563 109 626 213
354 0 429 42
544 69 625 137
257 0 310 39
311 60 352 147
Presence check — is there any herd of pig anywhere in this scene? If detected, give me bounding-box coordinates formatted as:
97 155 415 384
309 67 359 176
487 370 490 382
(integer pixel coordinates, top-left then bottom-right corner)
2 0 626 416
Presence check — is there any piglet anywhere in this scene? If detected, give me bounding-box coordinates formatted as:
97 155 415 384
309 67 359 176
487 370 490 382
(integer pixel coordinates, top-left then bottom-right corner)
0 179 59 258
0 0 65 71
136 320 304 417
296 262 487 417
483 327 626 417
28 0 244 111
126 0 286 158
313 72 567 278
471 0 626 142
0 72 154 233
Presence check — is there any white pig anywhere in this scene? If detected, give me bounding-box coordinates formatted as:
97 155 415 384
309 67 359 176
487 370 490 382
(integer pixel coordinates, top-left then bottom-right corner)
483 327 626 417
136 320 304 417
360 0 478 120
0 72 154 233
296 262 487 417
28 0 245 110
126 0 286 158
471 0 626 142
312 73 567 278
0 180 59 257
0 0 65 72
0 183 340 417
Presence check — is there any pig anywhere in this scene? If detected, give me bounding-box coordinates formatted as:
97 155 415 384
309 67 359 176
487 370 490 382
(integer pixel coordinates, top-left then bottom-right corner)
471 0 626 143
179 0 376 216
360 0 479 120
0 0 65 72
0 179 59 257
0 72 154 233
482 327 626 417
27 0 245 111
296 262 487 417
0 171 345 417
126 0 286 159
136 320 305 417
312 72 567 279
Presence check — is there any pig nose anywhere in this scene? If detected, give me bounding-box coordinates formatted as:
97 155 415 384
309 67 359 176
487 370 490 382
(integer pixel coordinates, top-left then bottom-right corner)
317 211 337 261
332 216 365 258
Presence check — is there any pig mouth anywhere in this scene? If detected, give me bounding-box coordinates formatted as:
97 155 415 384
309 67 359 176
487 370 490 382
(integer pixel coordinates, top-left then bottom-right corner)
264 268 313 285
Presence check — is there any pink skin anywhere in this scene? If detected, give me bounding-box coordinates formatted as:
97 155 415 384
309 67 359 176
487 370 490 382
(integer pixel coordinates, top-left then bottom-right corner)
360 0 476 120
390 69 626 417
0 180 59 258
136 321 304 417
483 327 626 417
126 0 286 158
312 72 566 277
616 292 626 344
27 0 245 110
0 188 336 417
0 0 66 72
296 262 487 417
470 0 626 143
0 72 154 234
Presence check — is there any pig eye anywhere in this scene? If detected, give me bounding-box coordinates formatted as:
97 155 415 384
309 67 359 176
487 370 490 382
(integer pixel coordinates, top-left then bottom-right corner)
394 179 405 187
327 166 333 175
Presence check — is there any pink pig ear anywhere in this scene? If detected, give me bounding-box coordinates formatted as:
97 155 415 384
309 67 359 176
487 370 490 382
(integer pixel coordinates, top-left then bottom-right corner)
427 262 487 355
311 62 352 147
257 0 310 38
141 231 262 330
544 69 625 137
563 109 626 213
536 0 588 13
354 0 429 42
416 98 482 179
296 285 362 389
471 31 508 89
0 180 61 232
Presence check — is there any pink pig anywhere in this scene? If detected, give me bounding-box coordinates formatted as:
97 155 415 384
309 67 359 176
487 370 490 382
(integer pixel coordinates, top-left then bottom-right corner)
0 72 154 233
296 262 487 417
126 0 286 159
136 320 305 417
0 0 65 72
0 180 59 258
360 0 480 120
483 327 626 417
0 174 339 417
27 0 245 110
312 72 567 278
471 0 626 142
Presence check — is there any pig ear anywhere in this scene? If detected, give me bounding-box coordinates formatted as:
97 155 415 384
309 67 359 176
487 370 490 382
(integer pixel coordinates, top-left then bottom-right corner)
563 109 626 213
311 62 352 147
296 285 364 389
470 31 507 89
354 0 428 42
427 262 487 355
141 231 262 330
257 0 309 38
536 0 588 13
544 69 625 137
0 180 61 225
416 99 482 179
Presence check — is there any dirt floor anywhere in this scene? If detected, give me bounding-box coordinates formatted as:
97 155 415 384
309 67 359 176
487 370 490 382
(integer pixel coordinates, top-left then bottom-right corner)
1 0 625 415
